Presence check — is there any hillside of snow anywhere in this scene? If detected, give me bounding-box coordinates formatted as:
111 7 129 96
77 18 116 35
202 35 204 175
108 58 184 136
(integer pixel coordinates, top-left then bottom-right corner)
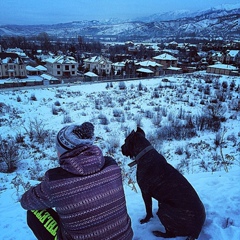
0 73 239 239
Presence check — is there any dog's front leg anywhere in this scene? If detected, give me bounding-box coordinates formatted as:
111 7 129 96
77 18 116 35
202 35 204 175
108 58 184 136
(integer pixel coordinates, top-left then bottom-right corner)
140 192 153 224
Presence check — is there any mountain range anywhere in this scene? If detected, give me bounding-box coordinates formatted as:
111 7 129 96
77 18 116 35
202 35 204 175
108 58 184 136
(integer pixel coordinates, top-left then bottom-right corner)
0 4 239 41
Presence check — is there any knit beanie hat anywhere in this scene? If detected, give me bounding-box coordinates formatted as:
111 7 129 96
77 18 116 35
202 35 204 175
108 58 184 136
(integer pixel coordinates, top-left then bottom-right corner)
56 122 94 156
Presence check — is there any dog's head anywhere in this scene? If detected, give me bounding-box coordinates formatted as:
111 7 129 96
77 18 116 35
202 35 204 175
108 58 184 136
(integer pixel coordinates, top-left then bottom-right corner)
121 127 146 159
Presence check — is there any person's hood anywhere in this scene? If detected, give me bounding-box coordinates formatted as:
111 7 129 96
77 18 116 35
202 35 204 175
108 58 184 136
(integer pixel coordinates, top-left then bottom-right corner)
59 145 105 176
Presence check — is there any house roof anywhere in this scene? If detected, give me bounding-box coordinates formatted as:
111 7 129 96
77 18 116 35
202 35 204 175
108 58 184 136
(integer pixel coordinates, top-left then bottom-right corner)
136 68 154 73
112 62 125 67
227 50 239 57
41 73 58 81
45 55 77 64
84 71 98 77
0 52 24 64
26 66 38 71
136 60 162 67
84 56 112 64
167 66 182 71
207 64 238 71
36 65 47 71
153 53 177 61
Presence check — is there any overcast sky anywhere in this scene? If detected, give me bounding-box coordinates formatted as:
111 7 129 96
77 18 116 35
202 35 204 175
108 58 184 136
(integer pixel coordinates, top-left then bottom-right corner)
0 0 239 25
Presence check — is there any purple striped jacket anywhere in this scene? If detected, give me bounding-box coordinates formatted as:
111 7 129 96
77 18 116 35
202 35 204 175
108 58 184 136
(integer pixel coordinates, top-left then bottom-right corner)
21 145 133 240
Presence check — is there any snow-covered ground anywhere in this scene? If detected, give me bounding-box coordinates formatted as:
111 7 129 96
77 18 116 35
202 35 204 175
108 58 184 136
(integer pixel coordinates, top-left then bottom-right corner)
0 73 239 239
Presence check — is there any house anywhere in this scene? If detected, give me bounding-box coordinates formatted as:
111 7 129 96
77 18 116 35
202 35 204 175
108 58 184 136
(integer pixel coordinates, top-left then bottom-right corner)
136 68 154 78
225 50 240 64
207 63 238 76
135 60 163 76
165 66 183 75
210 51 224 63
83 56 112 76
6 47 30 63
112 62 125 75
45 55 78 77
153 53 178 69
26 66 39 75
41 73 60 85
84 71 99 81
0 53 27 79
35 65 47 74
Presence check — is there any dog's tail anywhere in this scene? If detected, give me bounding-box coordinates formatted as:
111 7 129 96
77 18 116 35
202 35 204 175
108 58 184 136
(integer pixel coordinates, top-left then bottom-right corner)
128 161 137 167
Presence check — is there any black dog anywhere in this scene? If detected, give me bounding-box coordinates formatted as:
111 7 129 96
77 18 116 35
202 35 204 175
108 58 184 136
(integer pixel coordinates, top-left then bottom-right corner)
121 127 206 239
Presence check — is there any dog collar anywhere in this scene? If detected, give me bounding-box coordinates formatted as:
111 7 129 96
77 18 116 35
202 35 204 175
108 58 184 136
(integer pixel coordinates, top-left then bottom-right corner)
128 145 154 167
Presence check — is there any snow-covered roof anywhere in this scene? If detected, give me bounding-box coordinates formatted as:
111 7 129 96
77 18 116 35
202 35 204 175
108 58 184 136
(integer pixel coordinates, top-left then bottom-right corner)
26 66 38 71
84 71 98 77
84 56 112 64
45 56 77 64
208 64 238 71
112 62 125 67
136 68 154 73
136 60 162 67
40 74 58 81
227 50 239 57
153 53 177 61
36 65 47 71
167 66 182 70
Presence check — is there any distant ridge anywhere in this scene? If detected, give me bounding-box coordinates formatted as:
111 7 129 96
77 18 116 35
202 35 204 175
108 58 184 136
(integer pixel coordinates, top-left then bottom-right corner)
0 4 239 40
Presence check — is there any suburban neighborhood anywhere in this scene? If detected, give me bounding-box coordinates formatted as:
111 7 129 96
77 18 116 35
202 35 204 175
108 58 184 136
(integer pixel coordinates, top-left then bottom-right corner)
0 36 239 88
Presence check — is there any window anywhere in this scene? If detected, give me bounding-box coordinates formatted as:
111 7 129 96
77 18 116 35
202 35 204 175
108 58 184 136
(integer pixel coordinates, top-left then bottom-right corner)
72 71 75 75
57 71 61 75
72 65 75 69
65 65 69 70
57 65 60 68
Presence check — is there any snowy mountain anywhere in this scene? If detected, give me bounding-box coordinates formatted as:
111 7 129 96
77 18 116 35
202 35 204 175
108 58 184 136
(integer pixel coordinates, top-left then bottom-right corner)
136 3 240 22
0 5 239 40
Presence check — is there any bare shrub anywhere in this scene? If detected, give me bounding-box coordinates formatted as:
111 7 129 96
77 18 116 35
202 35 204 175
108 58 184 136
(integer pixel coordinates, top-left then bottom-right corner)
24 118 50 144
204 102 227 122
176 159 190 174
54 100 61 106
98 113 109 125
214 132 222 148
227 133 237 147
229 99 240 111
30 93 37 101
119 81 126 90
113 109 125 122
95 99 102 110
15 132 25 144
152 113 162 126
113 108 123 117
138 82 144 91
52 105 58 115
17 95 22 102
62 112 72 124
145 109 154 119
11 174 31 201
175 146 184 155
0 136 19 172
152 89 159 98
106 136 120 155
134 114 142 127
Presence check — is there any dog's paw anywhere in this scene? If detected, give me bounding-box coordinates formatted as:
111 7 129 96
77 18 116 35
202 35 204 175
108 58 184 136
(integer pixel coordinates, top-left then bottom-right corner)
140 215 153 224
152 231 165 237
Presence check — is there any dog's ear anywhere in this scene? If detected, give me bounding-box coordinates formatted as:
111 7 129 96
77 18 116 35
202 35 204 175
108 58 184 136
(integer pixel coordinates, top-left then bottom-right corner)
136 127 145 137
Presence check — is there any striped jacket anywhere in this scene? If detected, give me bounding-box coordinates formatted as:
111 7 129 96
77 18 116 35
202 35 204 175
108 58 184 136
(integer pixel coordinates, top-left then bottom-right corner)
21 145 133 240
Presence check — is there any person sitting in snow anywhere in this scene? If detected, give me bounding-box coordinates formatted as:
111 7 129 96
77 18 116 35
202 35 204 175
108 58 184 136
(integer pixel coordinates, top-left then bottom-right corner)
21 122 133 240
